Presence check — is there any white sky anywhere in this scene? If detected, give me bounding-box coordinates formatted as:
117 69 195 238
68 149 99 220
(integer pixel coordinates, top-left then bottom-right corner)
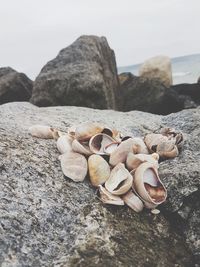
0 0 199 79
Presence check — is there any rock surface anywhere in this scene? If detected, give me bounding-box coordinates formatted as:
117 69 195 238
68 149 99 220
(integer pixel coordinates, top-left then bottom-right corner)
30 35 120 110
139 55 172 88
0 67 32 105
0 102 199 266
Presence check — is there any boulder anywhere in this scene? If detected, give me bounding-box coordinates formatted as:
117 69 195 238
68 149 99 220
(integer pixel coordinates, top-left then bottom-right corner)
0 67 32 105
197 76 200 83
30 35 120 110
119 72 182 115
139 55 172 88
0 102 199 266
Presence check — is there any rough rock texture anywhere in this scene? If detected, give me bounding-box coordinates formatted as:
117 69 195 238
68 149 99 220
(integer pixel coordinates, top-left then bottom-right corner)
0 102 199 266
119 72 181 115
139 55 172 88
30 35 120 110
119 73 200 115
172 83 200 108
0 67 32 105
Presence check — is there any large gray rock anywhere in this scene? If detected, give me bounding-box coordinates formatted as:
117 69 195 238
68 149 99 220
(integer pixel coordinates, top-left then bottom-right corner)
0 102 199 266
30 35 120 110
0 67 32 104
139 55 172 88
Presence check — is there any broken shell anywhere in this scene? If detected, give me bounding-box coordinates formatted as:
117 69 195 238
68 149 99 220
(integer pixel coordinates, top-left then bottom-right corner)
132 137 149 154
123 191 144 212
72 139 92 156
151 208 160 215
156 141 179 159
132 162 167 205
98 185 124 205
29 125 55 139
104 142 119 154
59 151 87 182
67 125 77 139
51 129 67 140
105 163 133 195
126 152 159 171
109 138 135 166
89 133 116 155
144 133 168 153
75 122 104 141
88 155 110 187
57 135 73 154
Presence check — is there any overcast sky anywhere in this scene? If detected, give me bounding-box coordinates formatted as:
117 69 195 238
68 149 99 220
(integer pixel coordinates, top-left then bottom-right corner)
0 0 199 79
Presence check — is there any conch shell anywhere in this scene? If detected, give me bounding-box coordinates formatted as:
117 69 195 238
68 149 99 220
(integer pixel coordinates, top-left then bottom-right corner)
29 125 55 139
89 133 116 155
123 191 144 212
126 152 159 171
72 139 92 156
98 185 124 205
105 163 133 195
132 162 167 205
88 155 110 187
59 151 88 182
57 135 73 154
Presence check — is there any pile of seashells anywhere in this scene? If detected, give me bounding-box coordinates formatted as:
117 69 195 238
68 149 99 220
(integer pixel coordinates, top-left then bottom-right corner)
29 122 183 213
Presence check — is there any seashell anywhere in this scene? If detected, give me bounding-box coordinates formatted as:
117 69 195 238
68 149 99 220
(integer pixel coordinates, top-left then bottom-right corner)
144 133 168 153
105 163 133 195
109 138 135 166
67 125 77 139
72 139 92 156
88 155 110 187
57 135 73 154
123 190 144 212
75 122 104 141
102 127 121 142
89 133 116 155
132 137 149 154
104 142 119 154
52 129 67 140
98 185 124 205
126 152 159 171
151 208 160 215
59 151 87 182
156 141 179 159
29 125 55 139
132 162 167 205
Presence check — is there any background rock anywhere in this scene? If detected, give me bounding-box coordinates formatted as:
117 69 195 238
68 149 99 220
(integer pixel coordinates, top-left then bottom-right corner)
0 67 32 105
197 76 200 83
119 72 200 115
30 35 120 110
0 102 199 266
139 55 172 88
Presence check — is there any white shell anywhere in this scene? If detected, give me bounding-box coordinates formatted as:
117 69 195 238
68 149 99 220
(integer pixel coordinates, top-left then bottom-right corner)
72 139 92 156
151 209 160 215
123 191 144 212
59 152 88 182
29 125 54 139
88 155 110 187
105 163 133 195
132 137 149 154
109 138 135 166
57 135 73 154
98 185 124 205
75 122 104 141
126 152 159 171
89 133 116 155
